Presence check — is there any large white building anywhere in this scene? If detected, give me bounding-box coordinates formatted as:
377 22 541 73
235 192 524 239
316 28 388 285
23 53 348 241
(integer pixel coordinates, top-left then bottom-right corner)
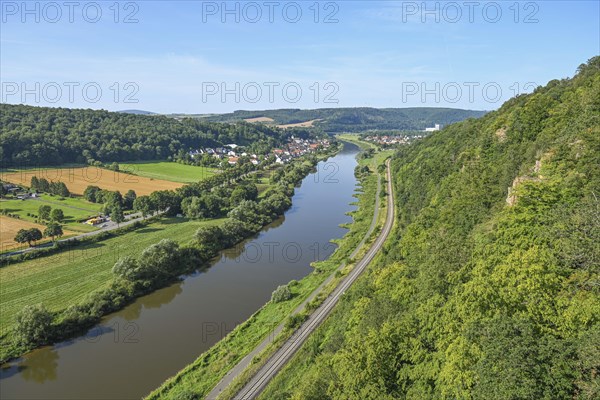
425 124 441 132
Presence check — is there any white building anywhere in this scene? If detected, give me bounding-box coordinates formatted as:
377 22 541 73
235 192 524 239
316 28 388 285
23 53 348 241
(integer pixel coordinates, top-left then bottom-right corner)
425 124 441 132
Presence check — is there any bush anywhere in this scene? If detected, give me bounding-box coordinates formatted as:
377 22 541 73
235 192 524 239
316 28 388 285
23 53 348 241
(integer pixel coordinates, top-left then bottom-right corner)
285 313 308 331
271 284 292 303
15 304 53 346
172 390 198 400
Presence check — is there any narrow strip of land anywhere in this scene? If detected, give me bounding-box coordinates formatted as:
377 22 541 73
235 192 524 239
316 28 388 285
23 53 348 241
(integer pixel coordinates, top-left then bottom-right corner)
227 159 394 400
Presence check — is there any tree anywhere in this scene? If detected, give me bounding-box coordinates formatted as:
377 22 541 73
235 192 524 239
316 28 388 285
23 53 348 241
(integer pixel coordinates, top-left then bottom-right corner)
181 196 203 219
113 239 182 284
228 200 268 230
139 239 181 279
55 182 70 197
261 192 292 216
14 229 31 246
271 284 292 303
102 191 123 208
83 185 101 203
14 228 43 247
37 178 50 192
230 184 259 205
44 223 63 241
15 304 53 346
123 189 137 210
134 195 154 218
30 176 39 191
110 204 125 227
50 208 64 223
194 225 224 256
0 183 6 198
38 205 52 221
270 168 284 183
220 219 248 247
29 228 43 245
112 256 141 281
150 190 181 215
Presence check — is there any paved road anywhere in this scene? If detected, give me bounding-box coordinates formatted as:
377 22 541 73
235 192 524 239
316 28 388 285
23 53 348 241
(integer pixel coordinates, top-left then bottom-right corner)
206 169 384 400
1 211 152 258
227 159 395 400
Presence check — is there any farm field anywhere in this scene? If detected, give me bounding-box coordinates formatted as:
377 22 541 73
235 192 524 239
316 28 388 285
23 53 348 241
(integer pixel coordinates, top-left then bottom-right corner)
118 161 218 184
0 217 225 340
1 216 51 250
277 119 322 128
0 166 183 196
244 117 275 123
0 215 78 252
1 196 102 233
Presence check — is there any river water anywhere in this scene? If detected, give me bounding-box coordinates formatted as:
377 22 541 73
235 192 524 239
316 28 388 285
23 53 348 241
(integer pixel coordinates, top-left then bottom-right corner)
0 142 360 399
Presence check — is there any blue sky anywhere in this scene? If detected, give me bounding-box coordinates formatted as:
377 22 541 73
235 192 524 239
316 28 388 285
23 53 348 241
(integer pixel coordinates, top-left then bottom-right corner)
1 1 598 113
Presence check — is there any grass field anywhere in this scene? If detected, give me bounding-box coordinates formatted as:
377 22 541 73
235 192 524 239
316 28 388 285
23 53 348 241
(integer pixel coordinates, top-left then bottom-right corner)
1 196 101 234
244 117 275 123
277 119 322 129
118 161 218 184
0 217 225 341
1 166 183 196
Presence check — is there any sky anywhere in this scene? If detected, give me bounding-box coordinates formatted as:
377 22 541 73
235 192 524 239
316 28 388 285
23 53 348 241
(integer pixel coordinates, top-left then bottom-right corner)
1 0 599 114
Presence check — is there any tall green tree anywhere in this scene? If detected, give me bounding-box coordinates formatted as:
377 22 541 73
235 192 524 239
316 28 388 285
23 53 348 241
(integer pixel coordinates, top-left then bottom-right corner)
44 223 63 242
38 205 52 221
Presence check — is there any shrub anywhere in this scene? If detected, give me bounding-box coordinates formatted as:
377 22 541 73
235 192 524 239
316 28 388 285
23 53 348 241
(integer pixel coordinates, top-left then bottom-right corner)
285 313 308 331
271 284 292 303
172 390 198 400
15 304 53 346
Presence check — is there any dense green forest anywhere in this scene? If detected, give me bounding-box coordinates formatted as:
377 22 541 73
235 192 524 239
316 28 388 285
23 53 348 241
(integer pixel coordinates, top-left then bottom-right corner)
264 57 600 399
199 107 487 132
0 105 305 167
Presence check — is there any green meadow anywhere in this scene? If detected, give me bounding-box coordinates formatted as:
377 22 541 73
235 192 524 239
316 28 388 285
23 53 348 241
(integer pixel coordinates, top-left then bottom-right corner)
0 195 102 233
0 217 225 356
119 161 218 183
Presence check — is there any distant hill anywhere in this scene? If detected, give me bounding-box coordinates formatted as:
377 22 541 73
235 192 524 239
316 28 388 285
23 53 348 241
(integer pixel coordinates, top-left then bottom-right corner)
0 105 307 166
200 107 487 132
118 109 157 115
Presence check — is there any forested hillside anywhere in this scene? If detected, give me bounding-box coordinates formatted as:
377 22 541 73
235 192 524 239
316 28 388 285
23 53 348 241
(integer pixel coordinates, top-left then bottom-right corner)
265 57 600 399
0 105 300 166
202 107 487 132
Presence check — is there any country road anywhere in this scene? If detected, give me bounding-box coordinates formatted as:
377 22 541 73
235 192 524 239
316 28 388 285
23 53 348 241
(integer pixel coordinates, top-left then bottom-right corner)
230 159 395 400
0 211 153 258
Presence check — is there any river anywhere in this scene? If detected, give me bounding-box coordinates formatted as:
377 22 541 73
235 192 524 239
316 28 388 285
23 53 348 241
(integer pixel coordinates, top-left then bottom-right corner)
0 142 360 399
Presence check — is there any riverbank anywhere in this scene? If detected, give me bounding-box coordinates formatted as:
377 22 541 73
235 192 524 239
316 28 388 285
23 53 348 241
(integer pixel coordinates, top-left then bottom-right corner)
0 146 340 364
146 140 390 400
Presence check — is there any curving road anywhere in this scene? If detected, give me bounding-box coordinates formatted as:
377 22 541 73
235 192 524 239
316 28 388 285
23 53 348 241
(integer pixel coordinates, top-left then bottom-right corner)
232 159 395 400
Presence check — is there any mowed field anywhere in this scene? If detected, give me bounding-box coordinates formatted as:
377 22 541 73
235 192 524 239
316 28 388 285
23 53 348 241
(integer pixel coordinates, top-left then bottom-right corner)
0 215 77 252
0 166 183 196
244 116 275 123
0 217 225 338
277 119 322 128
1 196 102 233
119 161 218 184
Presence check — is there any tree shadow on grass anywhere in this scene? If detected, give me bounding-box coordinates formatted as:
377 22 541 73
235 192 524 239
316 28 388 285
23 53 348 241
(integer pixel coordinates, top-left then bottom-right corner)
133 227 162 234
